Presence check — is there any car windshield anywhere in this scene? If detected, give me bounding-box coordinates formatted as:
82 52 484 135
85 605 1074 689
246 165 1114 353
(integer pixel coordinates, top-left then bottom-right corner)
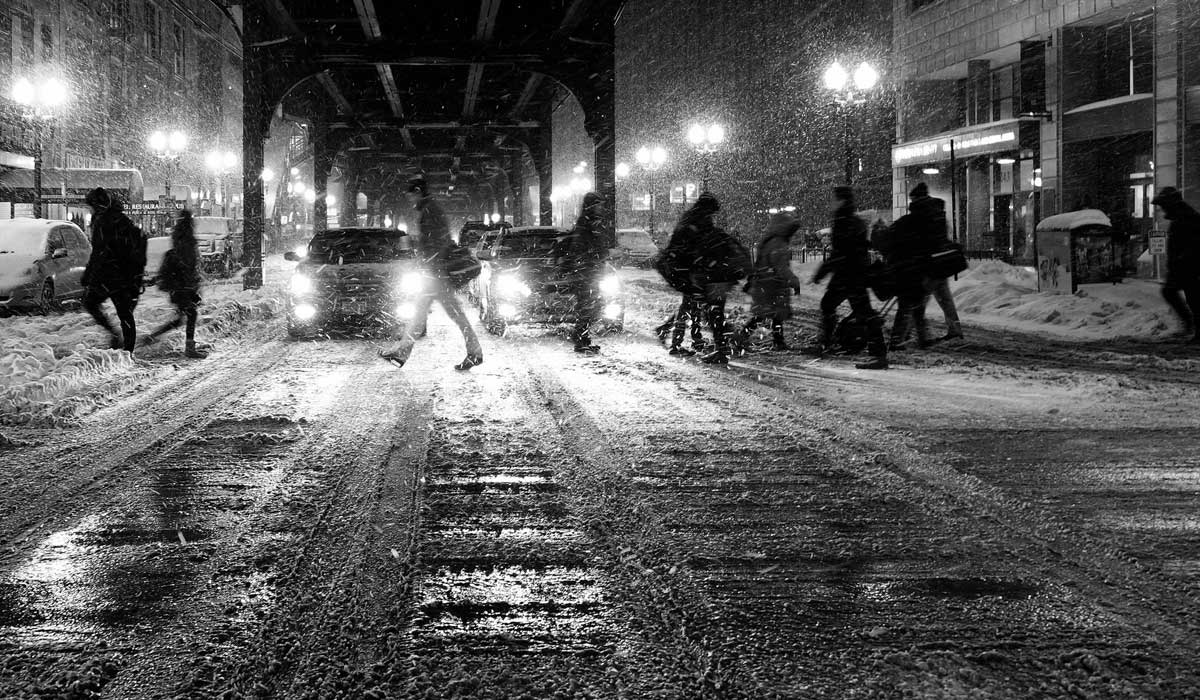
0 228 47 256
497 232 561 258
306 230 414 263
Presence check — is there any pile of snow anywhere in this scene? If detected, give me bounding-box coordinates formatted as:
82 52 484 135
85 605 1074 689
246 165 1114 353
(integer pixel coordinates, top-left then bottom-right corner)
0 260 288 426
950 260 1178 341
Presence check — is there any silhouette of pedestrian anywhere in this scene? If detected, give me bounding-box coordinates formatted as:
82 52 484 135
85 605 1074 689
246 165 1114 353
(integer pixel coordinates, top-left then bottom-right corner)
81 187 146 352
141 210 207 358
1152 187 1200 342
556 191 609 354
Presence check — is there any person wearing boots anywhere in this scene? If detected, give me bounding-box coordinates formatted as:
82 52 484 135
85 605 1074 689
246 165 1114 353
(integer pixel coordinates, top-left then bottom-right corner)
556 191 610 354
1152 186 1200 342
380 175 483 370
81 187 146 352
737 211 802 352
885 184 940 351
810 186 888 370
914 187 963 342
661 193 735 363
142 210 207 358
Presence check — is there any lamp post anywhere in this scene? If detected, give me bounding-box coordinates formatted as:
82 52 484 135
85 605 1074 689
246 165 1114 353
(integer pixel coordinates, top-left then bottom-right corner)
822 60 879 186
149 129 188 206
635 144 668 236
686 122 724 192
205 150 238 217
12 76 69 219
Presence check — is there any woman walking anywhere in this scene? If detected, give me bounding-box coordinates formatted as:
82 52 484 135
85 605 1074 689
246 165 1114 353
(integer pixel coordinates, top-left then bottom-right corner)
736 212 802 352
143 210 208 358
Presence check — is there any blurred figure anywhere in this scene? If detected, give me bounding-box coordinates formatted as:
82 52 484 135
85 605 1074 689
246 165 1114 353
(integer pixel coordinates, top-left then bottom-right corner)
1152 187 1200 342
380 176 483 370
884 183 940 351
556 191 610 354
914 186 962 343
810 186 887 369
142 210 207 358
81 187 146 352
736 212 802 352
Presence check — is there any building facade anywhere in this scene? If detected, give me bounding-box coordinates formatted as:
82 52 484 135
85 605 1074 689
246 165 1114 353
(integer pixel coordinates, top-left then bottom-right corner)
616 0 894 240
0 0 242 224
893 0 1200 259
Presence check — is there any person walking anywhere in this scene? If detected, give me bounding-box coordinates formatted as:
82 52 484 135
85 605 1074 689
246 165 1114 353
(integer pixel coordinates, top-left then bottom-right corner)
659 193 740 364
883 184 940 351
141 210 207 358
556 191 610 354
1152 186 1200 342
380 176 483 370
736 212 802 352
908 184 963 342
81 187 146 352
809 186 888 369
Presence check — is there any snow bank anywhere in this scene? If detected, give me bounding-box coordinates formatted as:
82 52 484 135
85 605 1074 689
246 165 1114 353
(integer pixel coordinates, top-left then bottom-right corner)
0 261 287 426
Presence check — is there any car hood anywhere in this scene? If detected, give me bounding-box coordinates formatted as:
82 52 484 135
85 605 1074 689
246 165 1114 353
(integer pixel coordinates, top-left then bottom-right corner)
0 254 39 291
492 258 560 281
300 260 417 281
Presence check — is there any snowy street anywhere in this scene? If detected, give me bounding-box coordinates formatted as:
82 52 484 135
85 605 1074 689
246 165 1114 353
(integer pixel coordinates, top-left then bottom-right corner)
1 263 1199 697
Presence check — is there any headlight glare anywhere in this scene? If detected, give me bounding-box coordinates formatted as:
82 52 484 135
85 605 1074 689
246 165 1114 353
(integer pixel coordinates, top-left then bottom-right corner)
603 303 622 320
599 274 620 296
496 273 531 297
293 303 317 321
290 274 313 295
399 272 424 295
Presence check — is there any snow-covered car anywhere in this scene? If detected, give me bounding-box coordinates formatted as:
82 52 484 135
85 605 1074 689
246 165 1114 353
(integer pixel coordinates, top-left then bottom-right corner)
0 219 91 314
613 228 659 268
475 225 624 336
283 227 422 338
194 216 242 277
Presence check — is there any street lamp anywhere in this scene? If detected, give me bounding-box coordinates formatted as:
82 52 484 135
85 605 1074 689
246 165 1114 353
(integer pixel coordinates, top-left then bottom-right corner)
205 149 238 217
635 145 668 236
823 60 879 185
686 122 724 191
148 129 188 206
12 76 69 219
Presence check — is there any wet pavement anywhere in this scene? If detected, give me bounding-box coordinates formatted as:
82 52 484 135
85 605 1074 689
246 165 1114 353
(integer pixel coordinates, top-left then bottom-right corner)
1 287 1199 698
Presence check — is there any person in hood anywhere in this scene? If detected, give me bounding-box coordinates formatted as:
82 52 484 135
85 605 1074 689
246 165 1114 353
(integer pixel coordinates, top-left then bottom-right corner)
907 183 962 342
380 176 483 370
142 210 207 357
660 192 735 363
81 187 147 352
810 186 887 369
1152 187 1200 342
735 212 802 352
555 191 610 354
883 183 940 351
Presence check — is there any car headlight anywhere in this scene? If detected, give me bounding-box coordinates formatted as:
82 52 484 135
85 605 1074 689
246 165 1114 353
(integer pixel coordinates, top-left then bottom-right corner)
398 271 424 295
290 274 313 295
293 244 308 259
604 303 622 320
496 273 531 298
395 302 416 319
599 274 620 296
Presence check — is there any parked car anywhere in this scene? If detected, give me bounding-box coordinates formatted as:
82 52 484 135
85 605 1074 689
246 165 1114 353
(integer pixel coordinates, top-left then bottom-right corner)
613 228 659 268
474 225 624 336
282 227 422 338
459 220 506 248
144 234 173 278
0 219 91 314
194 216 242 277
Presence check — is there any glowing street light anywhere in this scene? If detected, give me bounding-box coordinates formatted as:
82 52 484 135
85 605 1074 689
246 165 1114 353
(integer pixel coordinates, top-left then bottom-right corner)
12 75 70 218
823 60 880 185
261 167 275 182
205 150 239 216
615 162 631 179
686 122 724 190
634 145 669 235
148 129 188 207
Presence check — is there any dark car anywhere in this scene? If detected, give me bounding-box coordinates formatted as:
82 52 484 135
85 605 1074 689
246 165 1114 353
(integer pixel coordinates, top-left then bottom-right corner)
283 227 422 338
459 220 506 248
475 225 624 336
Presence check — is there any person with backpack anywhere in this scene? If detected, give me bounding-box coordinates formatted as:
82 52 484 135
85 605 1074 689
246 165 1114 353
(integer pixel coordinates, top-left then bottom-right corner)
658 192 748 364
809 186 888 370
81 187 147 352
1152 186 1200 342
909 183 964 343
735 212 802 352
555 192 610 354
141 210 208 358
379 176 483 370
884 183 941 351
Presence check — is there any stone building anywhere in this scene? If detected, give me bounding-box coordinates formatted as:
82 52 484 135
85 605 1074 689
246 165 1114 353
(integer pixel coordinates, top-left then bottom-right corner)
0 0 242 223
892 0 1200 258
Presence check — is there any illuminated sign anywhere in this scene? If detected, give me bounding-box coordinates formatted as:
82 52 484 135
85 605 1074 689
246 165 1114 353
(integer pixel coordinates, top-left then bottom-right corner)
892 125 1019 166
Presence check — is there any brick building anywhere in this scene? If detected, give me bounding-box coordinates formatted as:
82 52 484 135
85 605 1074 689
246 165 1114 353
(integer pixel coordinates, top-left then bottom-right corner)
0 0 242 223
892 0 1200 259
614 0 894 239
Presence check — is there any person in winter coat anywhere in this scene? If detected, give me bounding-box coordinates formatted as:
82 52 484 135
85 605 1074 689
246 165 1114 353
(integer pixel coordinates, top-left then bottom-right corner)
81 187 147 352
556 191 610 354
883 184 941 350
660 192 735 364
380 176 483 370
141 210 207 358
907 184 963 342
735 212 802 352
1152 186 1200 342
810 186 888 369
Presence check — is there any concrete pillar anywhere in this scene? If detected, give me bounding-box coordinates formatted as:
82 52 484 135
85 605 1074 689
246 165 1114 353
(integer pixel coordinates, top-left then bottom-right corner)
1154 0 1181 192
311 124 333 233
240 15 271 290
532 127 554 225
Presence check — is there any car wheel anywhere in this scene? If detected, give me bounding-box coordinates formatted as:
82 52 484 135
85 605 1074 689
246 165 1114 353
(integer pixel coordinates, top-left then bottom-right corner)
38 279 56 314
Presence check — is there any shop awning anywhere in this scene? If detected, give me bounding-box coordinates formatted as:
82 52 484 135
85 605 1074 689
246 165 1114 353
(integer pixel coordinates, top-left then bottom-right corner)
892 118 1030 168
0 167 145 203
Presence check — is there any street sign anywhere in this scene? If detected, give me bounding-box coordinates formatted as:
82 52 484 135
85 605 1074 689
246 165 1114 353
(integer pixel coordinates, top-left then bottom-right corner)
1149 236 1166 255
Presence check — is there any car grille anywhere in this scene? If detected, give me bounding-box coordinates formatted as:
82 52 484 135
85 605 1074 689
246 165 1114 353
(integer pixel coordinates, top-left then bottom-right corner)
318 276 391 296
